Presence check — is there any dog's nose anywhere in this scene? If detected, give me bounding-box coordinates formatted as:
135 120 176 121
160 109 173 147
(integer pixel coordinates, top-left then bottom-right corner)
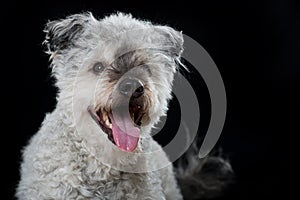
119 78 144 98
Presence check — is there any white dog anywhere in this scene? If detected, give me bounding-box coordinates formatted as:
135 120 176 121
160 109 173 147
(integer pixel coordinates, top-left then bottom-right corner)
17 12 232 200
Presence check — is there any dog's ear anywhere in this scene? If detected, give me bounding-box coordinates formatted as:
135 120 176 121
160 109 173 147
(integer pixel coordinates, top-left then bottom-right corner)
155 26 184 58
44 13 92 54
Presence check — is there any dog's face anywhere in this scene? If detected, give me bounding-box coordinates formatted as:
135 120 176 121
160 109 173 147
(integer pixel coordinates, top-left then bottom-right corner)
44 13 183 152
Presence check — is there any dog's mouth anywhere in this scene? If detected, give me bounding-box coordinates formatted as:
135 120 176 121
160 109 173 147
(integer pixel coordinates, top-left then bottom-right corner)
88 104 144 152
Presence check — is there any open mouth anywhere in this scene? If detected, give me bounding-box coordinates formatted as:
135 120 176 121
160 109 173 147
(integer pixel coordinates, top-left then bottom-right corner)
88 103 144 152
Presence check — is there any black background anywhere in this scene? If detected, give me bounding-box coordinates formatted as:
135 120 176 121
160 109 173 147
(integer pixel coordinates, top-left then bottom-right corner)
3 0 300 199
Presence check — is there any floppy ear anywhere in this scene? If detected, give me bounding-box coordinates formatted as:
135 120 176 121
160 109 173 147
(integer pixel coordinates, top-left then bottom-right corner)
155 26 184 58
44 13 92 54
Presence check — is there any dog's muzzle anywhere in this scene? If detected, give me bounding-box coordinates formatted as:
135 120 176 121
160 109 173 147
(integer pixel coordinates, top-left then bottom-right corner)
88 78 146 152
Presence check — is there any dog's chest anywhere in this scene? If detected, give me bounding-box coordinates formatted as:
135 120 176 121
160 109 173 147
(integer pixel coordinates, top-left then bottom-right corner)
76 156 166 199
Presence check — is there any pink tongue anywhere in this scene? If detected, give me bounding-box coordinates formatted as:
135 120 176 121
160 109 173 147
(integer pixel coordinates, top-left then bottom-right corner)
109 113 140 152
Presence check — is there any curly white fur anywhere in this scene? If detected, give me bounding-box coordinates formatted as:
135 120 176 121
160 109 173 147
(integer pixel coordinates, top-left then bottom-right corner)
17 12 233 200
17 12 184 199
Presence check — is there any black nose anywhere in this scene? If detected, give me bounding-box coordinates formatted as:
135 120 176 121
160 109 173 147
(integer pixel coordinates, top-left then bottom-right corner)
119 78 144 98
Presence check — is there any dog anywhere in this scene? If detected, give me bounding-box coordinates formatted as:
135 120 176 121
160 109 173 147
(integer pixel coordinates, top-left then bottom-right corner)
17 12 232 200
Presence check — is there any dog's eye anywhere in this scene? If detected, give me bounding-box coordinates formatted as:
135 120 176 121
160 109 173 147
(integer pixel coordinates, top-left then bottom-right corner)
92 62 104 74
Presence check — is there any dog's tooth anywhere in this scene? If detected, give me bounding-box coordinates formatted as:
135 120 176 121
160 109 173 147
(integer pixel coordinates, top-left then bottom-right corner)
103 113 107 121
109 124 112 129
105 116 112 128
105 119 110 127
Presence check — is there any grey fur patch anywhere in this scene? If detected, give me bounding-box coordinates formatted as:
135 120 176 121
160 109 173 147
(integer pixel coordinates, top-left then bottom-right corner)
176 144 234 200
44 13 90 53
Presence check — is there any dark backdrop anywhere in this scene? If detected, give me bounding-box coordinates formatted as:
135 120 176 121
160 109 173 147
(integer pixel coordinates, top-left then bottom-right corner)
3 0 300 199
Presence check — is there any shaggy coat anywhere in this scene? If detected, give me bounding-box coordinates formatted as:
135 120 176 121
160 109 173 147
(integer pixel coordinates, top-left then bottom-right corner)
17 13 184 200
17 12 233 200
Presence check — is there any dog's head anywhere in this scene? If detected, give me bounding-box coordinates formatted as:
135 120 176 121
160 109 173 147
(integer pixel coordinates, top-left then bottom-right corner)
44 12 183 152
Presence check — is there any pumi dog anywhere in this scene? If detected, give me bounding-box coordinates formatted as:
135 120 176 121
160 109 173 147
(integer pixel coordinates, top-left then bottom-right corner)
17 12 232 200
